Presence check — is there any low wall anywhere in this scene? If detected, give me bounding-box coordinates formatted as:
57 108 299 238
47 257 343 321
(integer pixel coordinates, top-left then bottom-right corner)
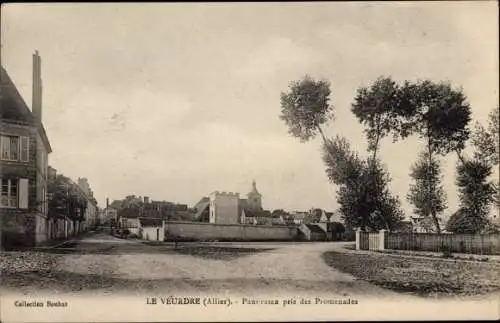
142 226 165 241
165 221 298 241
386 232 500 255
1 210 37 248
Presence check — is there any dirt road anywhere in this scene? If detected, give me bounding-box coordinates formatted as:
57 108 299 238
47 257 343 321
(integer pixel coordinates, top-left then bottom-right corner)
1 233 406 298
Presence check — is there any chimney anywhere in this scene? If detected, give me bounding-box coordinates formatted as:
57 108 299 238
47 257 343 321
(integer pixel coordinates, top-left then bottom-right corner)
144 196 150 204
106 198 109 209
32 50 42 123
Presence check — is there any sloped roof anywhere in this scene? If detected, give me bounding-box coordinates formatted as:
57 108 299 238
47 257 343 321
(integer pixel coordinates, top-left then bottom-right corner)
306 224 326 233
0 67 52 153
244 209 271 218
120 212 141 219
170 210 195 221
193 197 210 220
139 217 163 227
291 212 309 220
328 212 342 223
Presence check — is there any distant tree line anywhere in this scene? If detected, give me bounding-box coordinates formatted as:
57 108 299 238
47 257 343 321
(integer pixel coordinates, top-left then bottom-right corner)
111 195 190 221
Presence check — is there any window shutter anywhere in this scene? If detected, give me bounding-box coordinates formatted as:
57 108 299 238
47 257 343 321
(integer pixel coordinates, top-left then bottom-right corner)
1 136 9 159
20 137 29 162
18 178 29 209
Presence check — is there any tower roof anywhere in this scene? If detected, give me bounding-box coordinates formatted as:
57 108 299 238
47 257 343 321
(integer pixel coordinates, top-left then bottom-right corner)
250 180 259 194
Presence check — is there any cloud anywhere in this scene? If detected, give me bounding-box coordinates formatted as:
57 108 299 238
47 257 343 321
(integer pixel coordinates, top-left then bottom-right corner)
232 37 324 79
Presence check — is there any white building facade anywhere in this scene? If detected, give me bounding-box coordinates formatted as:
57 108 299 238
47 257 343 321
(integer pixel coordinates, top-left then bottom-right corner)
209 191 240 224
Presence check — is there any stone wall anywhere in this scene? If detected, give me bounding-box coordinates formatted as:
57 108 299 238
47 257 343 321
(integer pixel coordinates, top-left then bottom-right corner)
0 209 37 248
165 221 298 241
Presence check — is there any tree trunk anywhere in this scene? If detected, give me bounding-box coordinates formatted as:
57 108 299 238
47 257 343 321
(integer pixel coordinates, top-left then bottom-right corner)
427 131 441 234
431 210 441 233
455 149 466 166
317 126 328 146
370 132 391 231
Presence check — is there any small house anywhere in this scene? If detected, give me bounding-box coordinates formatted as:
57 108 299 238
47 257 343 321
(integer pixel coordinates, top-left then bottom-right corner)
139 217 165 241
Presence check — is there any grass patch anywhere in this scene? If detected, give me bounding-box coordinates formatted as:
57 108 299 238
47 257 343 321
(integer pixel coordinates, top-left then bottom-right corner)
322 251 500 298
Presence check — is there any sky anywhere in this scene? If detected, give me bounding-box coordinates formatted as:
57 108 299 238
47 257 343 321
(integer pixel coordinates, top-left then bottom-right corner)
1 2 498 217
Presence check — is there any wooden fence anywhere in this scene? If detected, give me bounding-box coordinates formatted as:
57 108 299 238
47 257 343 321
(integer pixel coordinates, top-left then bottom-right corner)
356 230 500 255
386 232 500 255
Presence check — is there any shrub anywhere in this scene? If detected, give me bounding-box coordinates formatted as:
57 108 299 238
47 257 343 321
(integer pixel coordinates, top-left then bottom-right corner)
342 230 356 241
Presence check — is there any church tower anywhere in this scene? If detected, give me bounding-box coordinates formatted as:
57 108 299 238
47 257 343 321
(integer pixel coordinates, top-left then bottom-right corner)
246 180 262 212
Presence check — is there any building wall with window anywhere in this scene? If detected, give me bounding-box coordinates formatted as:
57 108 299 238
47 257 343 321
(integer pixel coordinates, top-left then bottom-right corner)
1 57 52 249
77 178 98 230
84 199 98 230
0 121 48 247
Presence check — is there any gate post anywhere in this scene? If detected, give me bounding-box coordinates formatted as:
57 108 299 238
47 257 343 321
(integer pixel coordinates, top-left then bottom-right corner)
379 229 386 251
355 228 361 250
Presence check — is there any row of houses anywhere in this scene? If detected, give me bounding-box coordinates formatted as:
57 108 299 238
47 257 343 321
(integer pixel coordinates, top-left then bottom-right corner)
108 181 342 229
190 181 342 227
105 181 344 242
1 51 98 248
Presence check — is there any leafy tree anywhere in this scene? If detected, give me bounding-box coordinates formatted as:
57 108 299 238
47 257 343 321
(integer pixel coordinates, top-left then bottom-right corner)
329 221 345 240
48 174 88 235
399 80 472 156
271 209 289 218
493 184 500 211
109 200 123 210
471 107 499 166
376 188 405 230
469 108 499 214
351 77 402 159
396 80 471 233
407 150 447 233
322 135 365 185
309 208 323 223
280 75 334 143
351 77 408 231
448 108 499 233
447 160 496 233
323 136 404 231
117 195 144 219
446 208 492 234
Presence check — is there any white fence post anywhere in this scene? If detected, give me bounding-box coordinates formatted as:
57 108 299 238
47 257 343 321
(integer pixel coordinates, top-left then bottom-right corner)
355 228 361 250
379 229 386 251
